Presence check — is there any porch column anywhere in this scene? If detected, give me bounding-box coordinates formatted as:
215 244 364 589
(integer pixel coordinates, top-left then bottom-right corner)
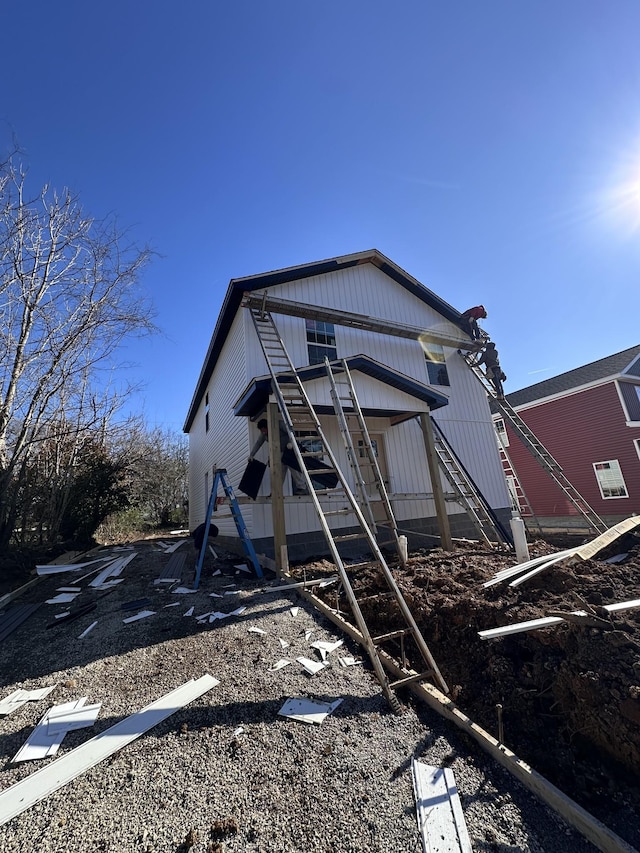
419 412 453 551
267 401 288 571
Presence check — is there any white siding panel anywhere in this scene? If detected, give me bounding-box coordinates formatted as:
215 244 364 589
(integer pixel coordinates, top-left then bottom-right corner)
190 260 510 553
189 312 256 538
302 373 437 414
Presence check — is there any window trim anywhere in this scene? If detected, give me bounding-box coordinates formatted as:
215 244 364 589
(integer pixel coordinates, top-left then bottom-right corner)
592 459 629 499
305 319 337 365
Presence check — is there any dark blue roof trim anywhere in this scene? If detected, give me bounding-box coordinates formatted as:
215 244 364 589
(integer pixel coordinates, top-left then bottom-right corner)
184 249 459 431
232 354 449 419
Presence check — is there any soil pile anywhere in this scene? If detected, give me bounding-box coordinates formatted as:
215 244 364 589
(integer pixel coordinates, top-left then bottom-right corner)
299 532 640 831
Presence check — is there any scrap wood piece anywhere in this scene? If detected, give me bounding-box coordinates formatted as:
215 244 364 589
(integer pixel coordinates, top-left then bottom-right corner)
479 599 640 640
0 674 219 827
546 610 612 629
261 576 339 594
278 697 342 725
411 759 472 853
248 626 267 635
0 603 42 643
569 516 640 564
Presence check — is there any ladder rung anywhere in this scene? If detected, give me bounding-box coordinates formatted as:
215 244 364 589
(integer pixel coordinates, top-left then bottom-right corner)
333 532 366 542
389 671 434 689
373 628 411 643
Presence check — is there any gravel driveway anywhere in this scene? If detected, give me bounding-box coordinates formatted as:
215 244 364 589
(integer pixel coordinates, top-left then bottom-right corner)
0 541 614 852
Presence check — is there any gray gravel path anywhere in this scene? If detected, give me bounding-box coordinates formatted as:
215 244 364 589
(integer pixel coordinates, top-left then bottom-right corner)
0 542 608 852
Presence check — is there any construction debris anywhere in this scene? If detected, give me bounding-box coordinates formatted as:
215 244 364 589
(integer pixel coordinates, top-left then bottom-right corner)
0 675 219 827
411 759 472 853
277 697 342 725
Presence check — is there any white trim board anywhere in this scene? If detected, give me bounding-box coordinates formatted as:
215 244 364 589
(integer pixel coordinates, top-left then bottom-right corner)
0 674 219 827
479 599 640 640
411 759 472 853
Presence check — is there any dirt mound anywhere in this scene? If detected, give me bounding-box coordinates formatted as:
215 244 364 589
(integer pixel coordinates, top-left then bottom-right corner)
301 535 640 820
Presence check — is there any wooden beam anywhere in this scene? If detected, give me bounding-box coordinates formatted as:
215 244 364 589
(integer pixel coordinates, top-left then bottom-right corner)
267 402 287 572
419 413 453 551
242 292 470 350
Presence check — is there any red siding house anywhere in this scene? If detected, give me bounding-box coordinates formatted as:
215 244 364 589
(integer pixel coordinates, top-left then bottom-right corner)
497 345 640 530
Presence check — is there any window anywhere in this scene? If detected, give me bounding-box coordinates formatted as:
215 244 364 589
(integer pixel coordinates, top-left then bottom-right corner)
635 439 640 461
205 392 210 432
593 460 628 499
424 344 450 386
306 319 337 365
494 418 509 447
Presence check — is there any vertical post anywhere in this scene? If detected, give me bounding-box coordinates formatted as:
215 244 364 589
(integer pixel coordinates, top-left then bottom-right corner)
267 401 287 572
419 412 453 551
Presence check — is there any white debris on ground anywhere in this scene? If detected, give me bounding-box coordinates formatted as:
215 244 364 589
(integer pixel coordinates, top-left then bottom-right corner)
0 542 600 853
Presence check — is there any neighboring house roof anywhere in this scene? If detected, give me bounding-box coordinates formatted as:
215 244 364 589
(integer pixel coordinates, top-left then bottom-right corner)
505 344 640 409
232 354 450 419
184 249 465 431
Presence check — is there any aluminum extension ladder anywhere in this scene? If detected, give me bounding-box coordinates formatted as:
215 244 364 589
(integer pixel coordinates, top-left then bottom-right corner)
495 436 543 535
194 468 263 589
459 350 607 534
429 417 513 545
246 302 449 709
324 357 404 559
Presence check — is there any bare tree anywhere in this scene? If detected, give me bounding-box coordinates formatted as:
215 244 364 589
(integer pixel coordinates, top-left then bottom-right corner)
0 152 156 547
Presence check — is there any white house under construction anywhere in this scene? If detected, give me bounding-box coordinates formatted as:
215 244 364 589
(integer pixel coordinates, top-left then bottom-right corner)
183 249 513 561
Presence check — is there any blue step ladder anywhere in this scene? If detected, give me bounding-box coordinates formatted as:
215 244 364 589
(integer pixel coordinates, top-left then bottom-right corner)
194 468 263 589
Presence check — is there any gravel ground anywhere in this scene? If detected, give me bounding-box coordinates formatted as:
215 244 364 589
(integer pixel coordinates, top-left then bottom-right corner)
0 541 615 853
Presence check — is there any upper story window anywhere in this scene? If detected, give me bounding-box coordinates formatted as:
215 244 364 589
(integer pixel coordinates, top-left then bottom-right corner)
306 319 336 365
205 392 210 432
424 344 450 386
593 459 628 499
634 438 640 462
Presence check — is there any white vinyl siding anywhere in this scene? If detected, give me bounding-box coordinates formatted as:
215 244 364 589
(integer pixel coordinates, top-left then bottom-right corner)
188 259 512 547
593 460 628 499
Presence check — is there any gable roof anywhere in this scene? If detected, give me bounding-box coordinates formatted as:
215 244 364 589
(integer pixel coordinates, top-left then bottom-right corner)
232 354 449 419
184 249 463 431
505 344 640 408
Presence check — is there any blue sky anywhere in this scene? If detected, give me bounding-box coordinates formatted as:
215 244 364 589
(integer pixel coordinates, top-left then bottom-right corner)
4 2 640 432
